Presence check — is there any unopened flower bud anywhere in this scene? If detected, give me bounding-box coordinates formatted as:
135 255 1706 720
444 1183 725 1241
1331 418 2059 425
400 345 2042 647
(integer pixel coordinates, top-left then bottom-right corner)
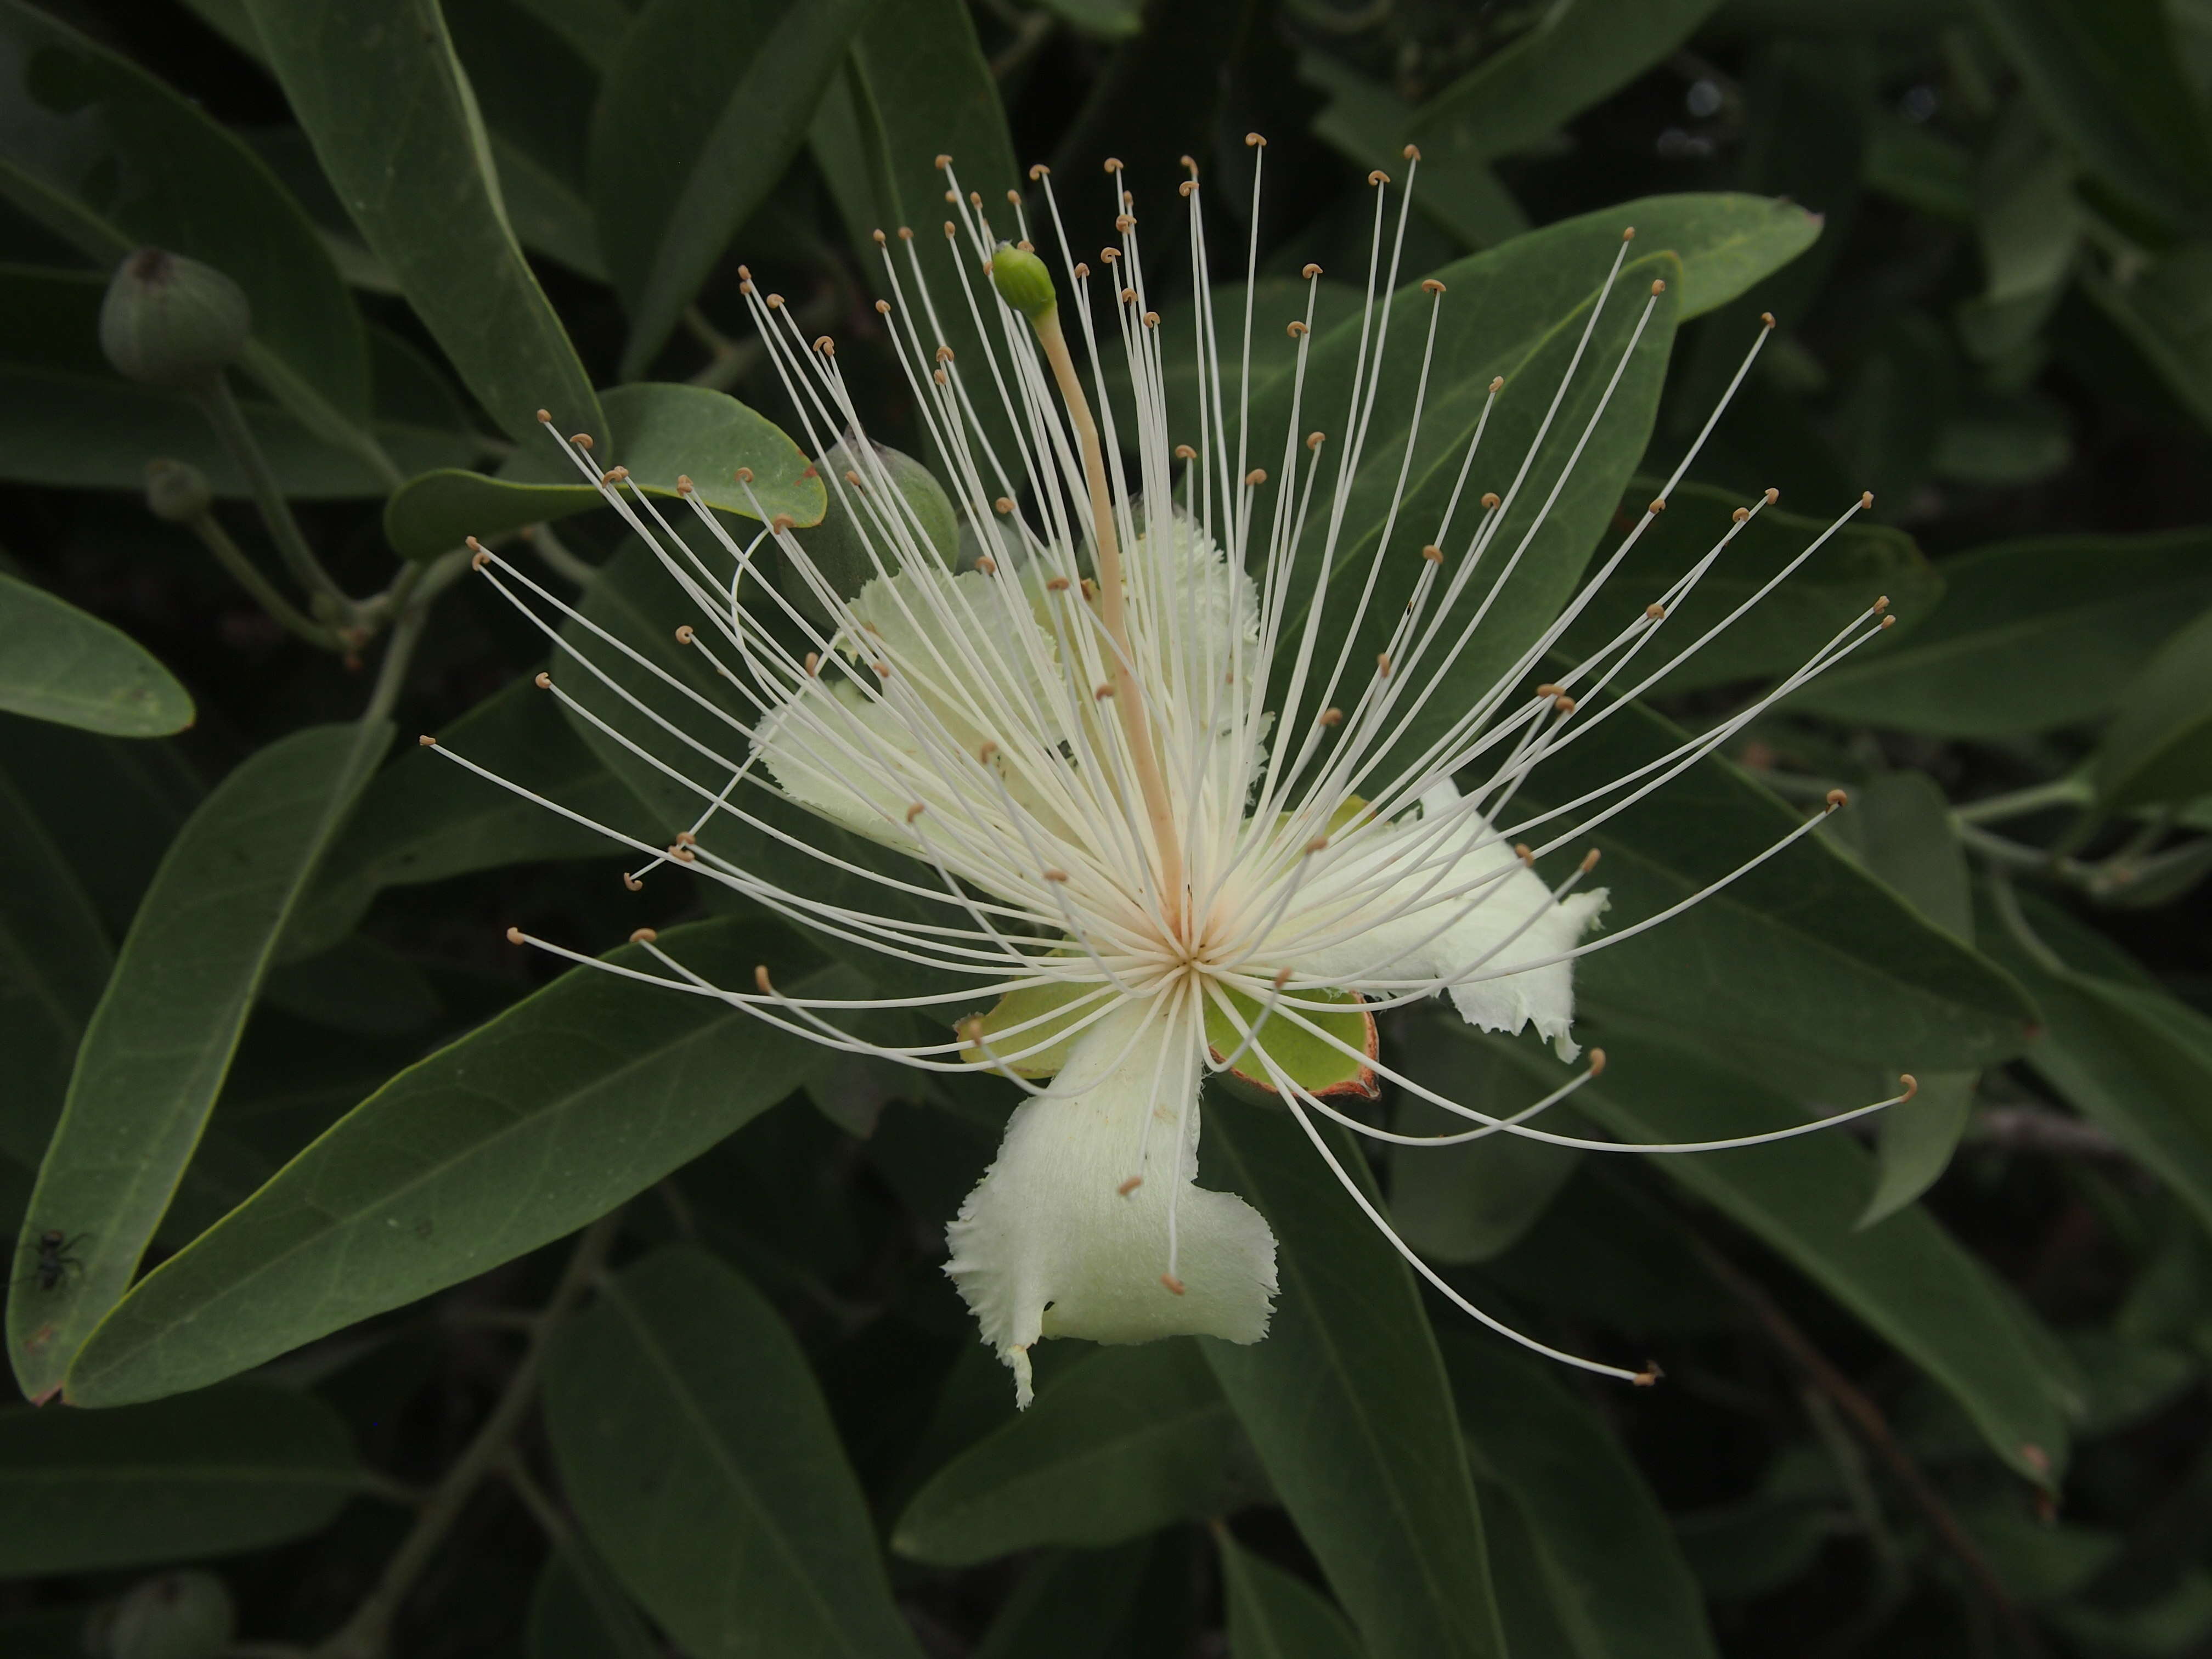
99 248 250 391
99 1570 235 1659
989 242 1056 321
143 458 213 524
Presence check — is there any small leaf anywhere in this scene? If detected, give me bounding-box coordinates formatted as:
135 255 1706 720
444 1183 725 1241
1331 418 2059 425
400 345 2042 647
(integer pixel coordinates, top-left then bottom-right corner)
1217 1531 1365 1659
542 1245 924 1659
1409 0 1726 165
1203 1092 1506 1659
382 382 823 559
0 0 369 417
0 1380 360 1573
593 0 872 377
0 573 192 738
1444 1331 1718 1659
242 0 604 446
1792 527 2212 737
2092 604 2212 806
61 919 839 1407
1555 478 1941 695
893 1340 1261 1566
8 721 389 1404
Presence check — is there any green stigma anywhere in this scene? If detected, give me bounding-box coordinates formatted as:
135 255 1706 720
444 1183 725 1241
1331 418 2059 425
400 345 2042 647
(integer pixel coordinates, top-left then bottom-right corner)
989 242 1057 322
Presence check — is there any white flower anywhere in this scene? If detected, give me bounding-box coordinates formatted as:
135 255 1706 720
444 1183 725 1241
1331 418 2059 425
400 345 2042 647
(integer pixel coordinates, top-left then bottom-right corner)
435 146 1914 1407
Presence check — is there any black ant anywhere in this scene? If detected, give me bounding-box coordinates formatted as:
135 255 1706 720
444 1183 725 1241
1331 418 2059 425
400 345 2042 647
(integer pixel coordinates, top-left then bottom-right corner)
14 1230 87 1293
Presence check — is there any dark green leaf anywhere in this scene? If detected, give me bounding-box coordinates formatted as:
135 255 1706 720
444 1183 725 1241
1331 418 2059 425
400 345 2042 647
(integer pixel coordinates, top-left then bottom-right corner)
242 0 604 447
1474 1028 2075 1486
0 0 369 418
527 1535 670 1659
8 721 389 1404
594 0 872 377
0 766 110 1170
1791 528 2212 736
0 264 476 496
1525 693 2035 1071
1408 0 1726 164
2081 245 2212 439
1444 1331 1717 1659
1970 0 2212 231
1217 1532 1364 1659
0 1381 360 1573
0 572 191 737
1038 0 1141 40
893 1339 1261 1566
2092 605 2212 806
1554 478 1940 695
61 918 837 1406
969 1543 1166 1659
1300 54 1529 251
1202 1092 1506 1659
383 382 824 559
542 1245 923 1659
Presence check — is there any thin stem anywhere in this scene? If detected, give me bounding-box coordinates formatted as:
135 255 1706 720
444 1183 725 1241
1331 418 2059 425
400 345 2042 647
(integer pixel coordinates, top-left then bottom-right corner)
305 1211 622 1659
198 372 356 618
525 521 601 587
1032 303 1186 926
1690 1237 2053 1659
1985 871 2067 975
180 508 346 650
1952 775 2092 825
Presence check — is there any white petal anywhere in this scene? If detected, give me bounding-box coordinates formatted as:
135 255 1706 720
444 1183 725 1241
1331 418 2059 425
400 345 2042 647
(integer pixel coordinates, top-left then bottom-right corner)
1279 779 1606 1059
943 997 1277 1406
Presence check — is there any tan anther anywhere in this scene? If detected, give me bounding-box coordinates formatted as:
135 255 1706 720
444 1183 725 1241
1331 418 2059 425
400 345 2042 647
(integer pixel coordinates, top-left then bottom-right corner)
873 660 891 679
1554 694 1577 713
995 496 1014 515
1650 278 1666 296
1180 153 1198 173
977 741 999 764
814 335 834 356
1046 575 1071 591
1143 309 1159 328
1763 486 1779 504
534 670 553 689
1094 682 1115 699
933 152 951 168
935 344 956 363
1006 188 1022 207
622 873 642 891
735 466 754 484
675 474 695 494
1367 169 1390 185
673 625 696 646
1872 595 1891 614
1301 262 1322 279
1489 376 1504 393
1588 1046 1607 1076
572 432 593 449
1306 836 1330 854
933 368 947 385
1622 226 1637 241
1245 468 1267 486
1514 843 1534 864
803 651 820 676
739 279 755 295
1826 788 1849 810
765 292 783 309
672 830 697 848
1760 311 1776 328
506 926 526 945
1081 577 1098 601
842 470 862 488
1645 602 1666 620
943 220 957 238
897 225 913 241
1648 497 1666 514
1245 132 1266 147
598 467 621 484
1017 237 1035 252
1536 684 1564 698
630 927 658 944
1043 868 1069 883
1029 162 1051 179
1120 286 1137 304
535 408 551 424
1180 180 1198 198
1318 707 1342 727
1422 278 1446 295
1286 320 1308 338
1860 489 1875 509
1580 848 1602 873
418 733 438 746
1633 1361 1663 1387
872 229 887 246
1073 261 1090 278
1104 156 1123 172
754 964 774 993
1101 247 1119 263
1307 431 1326 450
1376 651 1392 676
1115 213 1135 233
1899 1074 1919 1101
1174 443 1197 460
968 190 982 208
1731 506 1751 523
1160 1273 1187 1295
1118 1176 1144 1196
1421 544 1444 563
1879 613 1897 628
905 802 926 823
469 548 491 571
974 555 997 574
770 513 795 533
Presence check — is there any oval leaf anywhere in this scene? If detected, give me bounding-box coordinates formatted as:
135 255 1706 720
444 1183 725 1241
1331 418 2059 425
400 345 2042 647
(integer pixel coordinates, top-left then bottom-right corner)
383 382 823 559
0 573 192 737
893 1339 1261 1566
0 765 111 1171
8 720 390 1404
542 1244 924 1659
0 1380 360 1574
242 0 603 447
1202 1091 1507 1659
2092 603 2212 807
1218 1532 1365 1659
61 918 838 1407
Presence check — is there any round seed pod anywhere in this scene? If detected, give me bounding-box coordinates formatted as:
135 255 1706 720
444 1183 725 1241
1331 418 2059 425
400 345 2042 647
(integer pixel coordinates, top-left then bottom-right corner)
98 249 250 391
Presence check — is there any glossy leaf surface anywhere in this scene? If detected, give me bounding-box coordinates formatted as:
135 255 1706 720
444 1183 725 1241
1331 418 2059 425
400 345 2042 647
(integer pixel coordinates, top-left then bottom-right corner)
0 573 192 738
